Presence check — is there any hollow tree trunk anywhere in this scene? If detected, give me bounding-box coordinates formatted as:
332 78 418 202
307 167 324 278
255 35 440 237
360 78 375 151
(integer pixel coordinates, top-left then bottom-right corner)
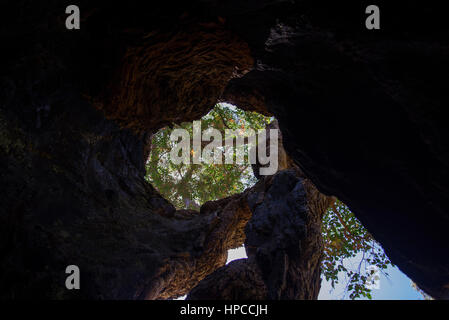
2 0 449 299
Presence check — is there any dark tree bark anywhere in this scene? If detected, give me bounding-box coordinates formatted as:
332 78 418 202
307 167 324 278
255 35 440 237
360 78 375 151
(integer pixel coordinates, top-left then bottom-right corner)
188 169 332 300
1 0 449 299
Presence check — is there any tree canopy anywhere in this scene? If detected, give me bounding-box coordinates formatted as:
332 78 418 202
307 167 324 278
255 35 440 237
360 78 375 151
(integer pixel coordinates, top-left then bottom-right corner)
322 200 392 299
146 103 271 209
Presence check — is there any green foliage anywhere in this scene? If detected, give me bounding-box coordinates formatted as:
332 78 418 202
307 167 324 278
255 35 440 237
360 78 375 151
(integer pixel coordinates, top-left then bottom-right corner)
322 200 393 299
145 103 271 209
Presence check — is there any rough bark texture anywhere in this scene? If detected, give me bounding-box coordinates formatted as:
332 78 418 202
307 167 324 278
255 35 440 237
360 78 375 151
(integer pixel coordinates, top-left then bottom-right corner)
1 0 449 299
188 169 332 300
92 22 253 133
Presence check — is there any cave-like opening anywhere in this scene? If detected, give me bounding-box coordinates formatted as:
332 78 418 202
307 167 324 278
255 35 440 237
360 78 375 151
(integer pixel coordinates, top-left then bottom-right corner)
145 103 273 211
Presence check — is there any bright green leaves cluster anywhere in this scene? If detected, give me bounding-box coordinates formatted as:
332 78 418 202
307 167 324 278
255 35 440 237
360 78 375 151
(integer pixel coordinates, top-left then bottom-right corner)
322 200 393 299
145 103 271 209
